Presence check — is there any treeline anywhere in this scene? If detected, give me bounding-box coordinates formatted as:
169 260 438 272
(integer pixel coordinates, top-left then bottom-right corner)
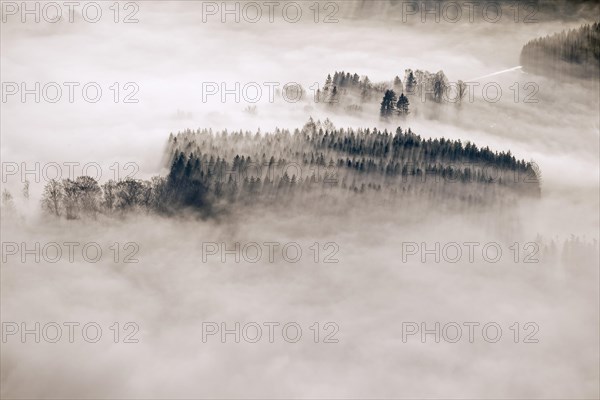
33 120 540 219
39 176 171 219
317 69 467 116
520 22 600 79
163 119 540 212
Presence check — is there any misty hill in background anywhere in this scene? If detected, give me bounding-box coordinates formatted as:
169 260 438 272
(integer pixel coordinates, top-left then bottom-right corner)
520 22 600 80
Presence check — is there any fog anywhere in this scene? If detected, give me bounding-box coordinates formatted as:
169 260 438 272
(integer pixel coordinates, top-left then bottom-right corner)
1 1 599 399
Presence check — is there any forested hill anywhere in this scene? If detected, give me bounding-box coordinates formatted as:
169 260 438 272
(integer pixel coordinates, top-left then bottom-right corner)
164 119 541 213
34 119 540 220
520 22 600 80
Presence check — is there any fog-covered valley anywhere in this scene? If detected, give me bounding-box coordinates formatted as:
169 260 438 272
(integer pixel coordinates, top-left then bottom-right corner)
1 1 599 398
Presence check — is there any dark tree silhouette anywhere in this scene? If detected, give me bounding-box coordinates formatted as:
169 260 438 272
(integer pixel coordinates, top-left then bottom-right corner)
396 93 410 115
380 90 397 117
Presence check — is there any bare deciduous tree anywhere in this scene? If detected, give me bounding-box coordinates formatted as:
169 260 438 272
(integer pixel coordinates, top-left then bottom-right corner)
41 179 63 217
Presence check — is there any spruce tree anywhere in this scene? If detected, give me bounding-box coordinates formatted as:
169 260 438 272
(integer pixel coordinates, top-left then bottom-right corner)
397 93 410 115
